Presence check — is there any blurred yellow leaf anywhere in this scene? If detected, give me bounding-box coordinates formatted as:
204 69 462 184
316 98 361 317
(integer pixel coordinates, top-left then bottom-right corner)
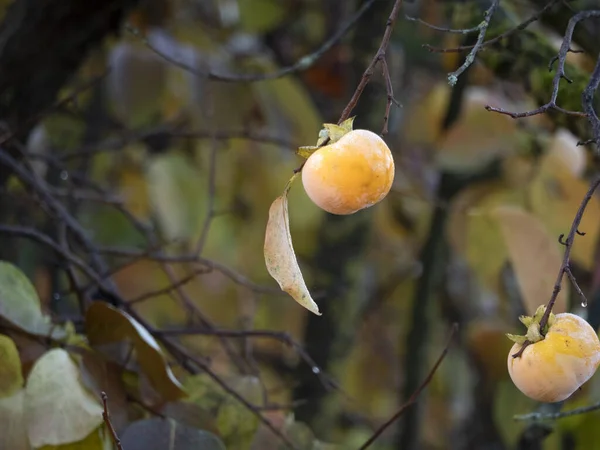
251 58 322 145
85 302 186 404
543 128 588 177
264 176 320 315
238 0 286 33
0 261 66 340
528 153 600 271
0 334 23 398
466 321 514 384
146 153 208 243
435 87 528 173
0 389 30 450
492 205 569 316
25 349 103 448
446 182 526 292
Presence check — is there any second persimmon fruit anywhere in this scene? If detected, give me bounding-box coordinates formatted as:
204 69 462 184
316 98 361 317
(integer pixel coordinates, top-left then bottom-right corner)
301 129 395 215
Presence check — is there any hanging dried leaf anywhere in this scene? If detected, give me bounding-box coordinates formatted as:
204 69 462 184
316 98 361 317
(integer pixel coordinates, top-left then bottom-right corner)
492 205 568 316
0 334 24 398
85 302 187 403
25 349 104 448
264 175 321 315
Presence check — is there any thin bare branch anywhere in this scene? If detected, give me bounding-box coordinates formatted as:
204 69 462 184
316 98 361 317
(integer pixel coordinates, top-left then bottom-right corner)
101 392 123 450
358 323 458 450
447 0 500 86
127 0 377 83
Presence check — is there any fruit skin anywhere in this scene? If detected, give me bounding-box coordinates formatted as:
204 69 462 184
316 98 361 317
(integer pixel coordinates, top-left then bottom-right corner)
301 129 395 215
507 313 600 403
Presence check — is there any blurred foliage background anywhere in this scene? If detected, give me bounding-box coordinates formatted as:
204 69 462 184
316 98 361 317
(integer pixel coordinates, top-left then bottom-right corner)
2 0 600 449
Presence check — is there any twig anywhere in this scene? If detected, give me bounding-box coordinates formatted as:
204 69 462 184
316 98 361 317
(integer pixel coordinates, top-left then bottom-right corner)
423 0 561 54
101 392 123 450
447 0 499 87
405 14 482 34
486 10 600 120
126 0 376 83
155 327 339 391
358 323 458 450
380 58 400 135
127 266 212 305
337 0 403 124
514 400 600 421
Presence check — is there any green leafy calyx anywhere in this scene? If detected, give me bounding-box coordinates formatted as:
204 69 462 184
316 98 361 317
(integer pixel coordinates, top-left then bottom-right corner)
506 304 556 345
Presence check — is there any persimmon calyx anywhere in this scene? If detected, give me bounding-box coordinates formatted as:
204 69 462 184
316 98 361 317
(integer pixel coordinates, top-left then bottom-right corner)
506 304 557 345
296 117 356 159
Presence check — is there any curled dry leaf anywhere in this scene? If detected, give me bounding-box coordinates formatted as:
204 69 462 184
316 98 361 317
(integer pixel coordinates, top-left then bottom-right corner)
264 175 321 315
0 334 24 398
0 261 66 340
85 302 186 403
491 205 568 316
0 390 30 450
24 349 103 448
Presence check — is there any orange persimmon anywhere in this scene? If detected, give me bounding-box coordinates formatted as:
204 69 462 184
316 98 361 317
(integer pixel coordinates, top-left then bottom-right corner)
301 129 395 215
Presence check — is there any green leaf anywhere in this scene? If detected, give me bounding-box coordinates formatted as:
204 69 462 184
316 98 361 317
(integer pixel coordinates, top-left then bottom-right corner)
0 334 24 398
264 175 321 315
0 390 30 450
0 261 66 339
85 302 186 404
38 427 111 450
25 349 104 448
120 417 226 450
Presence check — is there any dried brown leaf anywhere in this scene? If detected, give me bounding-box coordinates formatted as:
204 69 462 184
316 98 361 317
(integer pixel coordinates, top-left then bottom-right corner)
264 176 321 315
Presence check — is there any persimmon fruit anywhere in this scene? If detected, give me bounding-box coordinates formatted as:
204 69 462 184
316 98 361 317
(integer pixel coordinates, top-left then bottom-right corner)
507 306 600 403
301 129 395 215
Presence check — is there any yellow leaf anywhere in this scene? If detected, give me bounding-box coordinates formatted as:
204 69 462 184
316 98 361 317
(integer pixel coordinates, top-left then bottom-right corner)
435 87 527 173
85 302 187 403
491 205 568 316
264 176 321 315
529 155 600 271
0 390 30 450
543 128 588 177
446 182 526 292
25 349 104 448
0 334 23 398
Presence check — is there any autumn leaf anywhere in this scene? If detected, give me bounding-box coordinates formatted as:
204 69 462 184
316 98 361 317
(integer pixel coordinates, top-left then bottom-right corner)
528 140 600 270
25 349 104 448
85 302 187 403
0 390 30 450
0 261 66 340
120 417 226 450
264 175 321 315
492 205 568 316
37 428 111 450
0 334 24 398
